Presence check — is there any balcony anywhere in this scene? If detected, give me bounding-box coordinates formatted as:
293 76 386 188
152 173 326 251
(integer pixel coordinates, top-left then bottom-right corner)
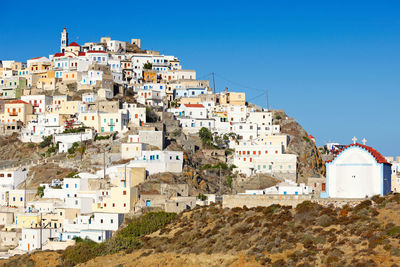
9 112 18 116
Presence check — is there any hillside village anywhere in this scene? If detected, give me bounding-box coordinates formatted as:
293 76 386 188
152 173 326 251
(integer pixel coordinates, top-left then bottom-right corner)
0 28 399 262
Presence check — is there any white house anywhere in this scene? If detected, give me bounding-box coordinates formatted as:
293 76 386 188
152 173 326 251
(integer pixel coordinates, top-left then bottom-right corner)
18 228 61 252
169 104 208 119
177 117 215 134
322 140 391 198
54 129 94 153
128 151 183 174
60 229 112 243
242 180 312 195
233 141 297 177
0 169 27 190
121 103 146 126
21 95 52 114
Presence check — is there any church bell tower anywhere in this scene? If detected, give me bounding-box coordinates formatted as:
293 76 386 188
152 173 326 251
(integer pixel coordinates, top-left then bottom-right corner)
61 27 68 53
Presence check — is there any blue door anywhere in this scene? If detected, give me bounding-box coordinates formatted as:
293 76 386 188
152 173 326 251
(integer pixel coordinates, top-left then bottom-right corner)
146 200 151 207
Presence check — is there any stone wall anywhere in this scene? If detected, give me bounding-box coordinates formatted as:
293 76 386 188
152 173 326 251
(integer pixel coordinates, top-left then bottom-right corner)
223 194 365 209
223 194 312 209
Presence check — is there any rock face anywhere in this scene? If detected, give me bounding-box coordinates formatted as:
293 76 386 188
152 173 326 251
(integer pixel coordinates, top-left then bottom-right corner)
275 112 325 181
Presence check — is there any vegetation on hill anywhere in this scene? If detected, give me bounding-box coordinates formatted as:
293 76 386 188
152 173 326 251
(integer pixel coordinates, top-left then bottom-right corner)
61 212 177 266
4 194 400 267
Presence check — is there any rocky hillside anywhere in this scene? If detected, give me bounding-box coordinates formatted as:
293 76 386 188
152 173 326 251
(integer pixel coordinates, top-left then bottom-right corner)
273 110 325 180
0 134 44 167
4 194 400 267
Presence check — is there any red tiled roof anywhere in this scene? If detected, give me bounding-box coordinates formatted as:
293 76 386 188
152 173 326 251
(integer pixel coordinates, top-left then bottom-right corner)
184 104 204 108
308 134 315 139
68 42 80 47
326 143 390 164
29 57 42 60
87 50 107 53
7 100 29 105
54 53 65 58
78 52 86 56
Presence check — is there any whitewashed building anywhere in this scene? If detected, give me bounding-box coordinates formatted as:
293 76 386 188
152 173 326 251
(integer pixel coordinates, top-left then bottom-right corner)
322 139 391 198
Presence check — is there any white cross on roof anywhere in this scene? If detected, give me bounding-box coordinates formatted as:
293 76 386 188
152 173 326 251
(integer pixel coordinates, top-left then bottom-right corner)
352 136 357 144
362 138 367 145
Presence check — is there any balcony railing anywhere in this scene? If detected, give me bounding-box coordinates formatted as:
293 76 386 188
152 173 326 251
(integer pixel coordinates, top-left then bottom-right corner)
9 113 18 116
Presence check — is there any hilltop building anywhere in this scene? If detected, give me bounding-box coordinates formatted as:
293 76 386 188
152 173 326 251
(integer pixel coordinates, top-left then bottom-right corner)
322 138 391 198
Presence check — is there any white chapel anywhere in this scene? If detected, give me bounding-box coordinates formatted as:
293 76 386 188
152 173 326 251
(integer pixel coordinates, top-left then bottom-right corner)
321 137 391 199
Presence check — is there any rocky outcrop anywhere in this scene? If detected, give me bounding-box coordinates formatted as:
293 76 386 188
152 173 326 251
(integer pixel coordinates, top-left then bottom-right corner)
276 111 325 181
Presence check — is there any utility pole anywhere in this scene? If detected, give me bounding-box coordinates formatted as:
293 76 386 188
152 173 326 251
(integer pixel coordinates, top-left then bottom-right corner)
24 175 27 210
80 131 83 161
40 213 42 250
103 149 106 179
124 163 127 187
219 166 221 196
212 72 216 94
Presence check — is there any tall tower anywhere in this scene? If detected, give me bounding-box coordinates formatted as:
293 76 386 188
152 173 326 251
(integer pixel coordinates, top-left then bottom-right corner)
61 27 68 53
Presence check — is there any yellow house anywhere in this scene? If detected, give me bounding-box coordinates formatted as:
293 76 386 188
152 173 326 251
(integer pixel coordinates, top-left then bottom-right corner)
179 97 202 106
392 173 400 193
219 91 245 105
14 213 41 229
143 70 157 83
1 100 33 125
29 61 51 74
37 70 56 90
93 167 145 213
59 101 81 115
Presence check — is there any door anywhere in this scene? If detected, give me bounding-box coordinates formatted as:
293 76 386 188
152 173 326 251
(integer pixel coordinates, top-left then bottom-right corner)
146 200 151 207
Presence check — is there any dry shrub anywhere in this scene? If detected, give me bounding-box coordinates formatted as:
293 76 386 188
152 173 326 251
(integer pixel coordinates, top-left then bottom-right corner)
317 214 335 227
272 259 286 267
371 195 385 204
354 200 372 212
296 201 322 214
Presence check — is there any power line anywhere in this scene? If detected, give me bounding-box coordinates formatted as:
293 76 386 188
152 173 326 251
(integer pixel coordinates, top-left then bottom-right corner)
214 73 263 91
247 92 266 102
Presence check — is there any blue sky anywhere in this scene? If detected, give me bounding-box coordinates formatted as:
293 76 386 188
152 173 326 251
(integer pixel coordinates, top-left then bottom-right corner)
1 0 399 155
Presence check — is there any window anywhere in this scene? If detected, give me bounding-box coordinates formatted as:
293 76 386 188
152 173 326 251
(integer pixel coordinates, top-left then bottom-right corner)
7 173 11 177
100 219 103 223
123 191 126 195
111 219 113 223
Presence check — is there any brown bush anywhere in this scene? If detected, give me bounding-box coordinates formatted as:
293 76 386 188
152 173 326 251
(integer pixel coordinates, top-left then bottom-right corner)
340 208 348 217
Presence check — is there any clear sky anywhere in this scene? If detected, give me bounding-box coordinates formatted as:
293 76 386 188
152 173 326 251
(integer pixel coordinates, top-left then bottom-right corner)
1 0 399 155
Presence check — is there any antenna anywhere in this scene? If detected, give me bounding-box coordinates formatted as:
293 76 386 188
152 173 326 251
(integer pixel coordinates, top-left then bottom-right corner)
212 72 216 93
266 89 270 111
